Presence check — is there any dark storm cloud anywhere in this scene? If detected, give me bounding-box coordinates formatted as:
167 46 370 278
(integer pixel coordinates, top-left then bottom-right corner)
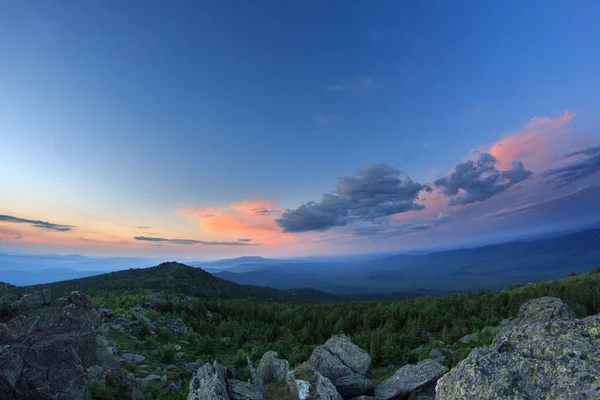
134 236 256 246
434 153 532 206
543 146 600 187
0 214 74 232
276 164 427 232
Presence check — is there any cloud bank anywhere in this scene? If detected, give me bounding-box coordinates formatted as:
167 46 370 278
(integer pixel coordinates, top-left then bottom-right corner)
276 164 428 232
134 236 256 246
0 214 74 232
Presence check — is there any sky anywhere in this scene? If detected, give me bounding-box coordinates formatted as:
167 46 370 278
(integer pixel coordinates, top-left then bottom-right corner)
1 1 600 259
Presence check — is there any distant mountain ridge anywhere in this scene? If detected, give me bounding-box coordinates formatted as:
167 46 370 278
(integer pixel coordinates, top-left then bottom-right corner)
212 226 600 293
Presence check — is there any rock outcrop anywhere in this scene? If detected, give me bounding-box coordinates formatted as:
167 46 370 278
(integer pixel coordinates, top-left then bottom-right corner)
305 335 373 398
436 297 600 400
188 361 230 400
257 350 289 384
0 288 119 400
375 359 448 400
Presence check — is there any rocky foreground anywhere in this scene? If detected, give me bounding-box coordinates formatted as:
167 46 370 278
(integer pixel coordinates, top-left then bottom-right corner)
188 296 600 400
1 280 599 399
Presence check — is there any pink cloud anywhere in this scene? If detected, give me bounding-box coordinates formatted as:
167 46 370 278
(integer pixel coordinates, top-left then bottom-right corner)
179 199 303 245
489 111 575 170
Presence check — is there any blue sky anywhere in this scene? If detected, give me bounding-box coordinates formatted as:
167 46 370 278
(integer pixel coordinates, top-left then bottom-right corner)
1 1 600 258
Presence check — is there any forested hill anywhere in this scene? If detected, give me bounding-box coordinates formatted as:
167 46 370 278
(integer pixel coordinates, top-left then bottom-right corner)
31 261 340 301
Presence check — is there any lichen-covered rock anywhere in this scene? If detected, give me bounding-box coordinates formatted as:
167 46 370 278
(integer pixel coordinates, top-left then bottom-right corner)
323 335 372 377
0 288 119 400
436 299 600 400
375 359 448 400
315 372 342 400
247 357 264 392
227 379 264 400
258 350 289 384
187 361 230 400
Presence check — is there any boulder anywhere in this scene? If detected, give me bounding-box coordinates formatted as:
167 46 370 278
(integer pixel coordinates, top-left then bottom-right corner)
307 346 356 381
0 289 119 400
227 379 264 400
165 318 188 335
459 333 478 345
306 336 373 399
429 348 445 363
315 372 342 400
258 350 289 384
375 359 448 400
70 291 93 308
323 335 372 377
184 359 205 371
436 299 600 400
335 374 373 399
187 361 230 400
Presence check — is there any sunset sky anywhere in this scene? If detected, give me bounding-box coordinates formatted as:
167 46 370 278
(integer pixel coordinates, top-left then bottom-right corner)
2 1 600 259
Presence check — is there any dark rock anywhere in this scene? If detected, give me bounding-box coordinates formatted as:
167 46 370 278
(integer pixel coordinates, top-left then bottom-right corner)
123 353 146 363
0 289 119 400
429 348 445 363
258 350 289 384
184 359 205 371
187 361 230 400
436 299 600 400
335 374 373 399
375 359 448 400
70 291 93 308
227 379 264 400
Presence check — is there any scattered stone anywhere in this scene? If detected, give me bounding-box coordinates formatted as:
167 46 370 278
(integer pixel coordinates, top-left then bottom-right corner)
165 318 189 335
145 373 163 382
184 359 205 371
375 359 448 400
176 351 186 359
258 350 289 384
227 379 264 400
123 353 146 363
429 348 445 363
459 333 478 345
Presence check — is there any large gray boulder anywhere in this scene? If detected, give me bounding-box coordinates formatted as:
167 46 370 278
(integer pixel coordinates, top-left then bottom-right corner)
257 351 289 384
227 379 264 400
306 336 373 398
436 298 600 400
323 335 372 377
188 361 230 400
375 359 448 400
